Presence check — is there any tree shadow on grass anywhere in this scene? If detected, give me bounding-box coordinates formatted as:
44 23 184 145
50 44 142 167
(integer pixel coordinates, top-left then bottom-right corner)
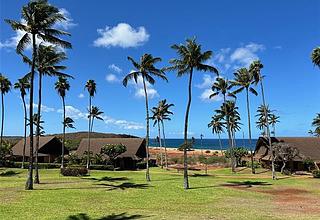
222 181 272 188
0 170 21 177
84 176 130 182
66 212 147 220
191 173 211 177
97 182 151 191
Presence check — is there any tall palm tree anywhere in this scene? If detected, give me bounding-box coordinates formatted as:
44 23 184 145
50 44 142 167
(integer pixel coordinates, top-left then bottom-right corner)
311 47 320 68
55 76 70 168
13 78 30 169
167 38 218 189
123 54 167 182
0 74 11 149
6 0 71 190
85 80 96 169
250 60 276 180
231 67 258 174
269 114 280 137
255 105 272 136
88 106 104 158
208 115 225 155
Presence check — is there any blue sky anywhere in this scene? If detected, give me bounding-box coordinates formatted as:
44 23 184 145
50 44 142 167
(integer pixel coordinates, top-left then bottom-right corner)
0 0 319 139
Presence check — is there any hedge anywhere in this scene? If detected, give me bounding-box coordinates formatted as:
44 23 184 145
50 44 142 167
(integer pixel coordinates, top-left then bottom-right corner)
60 167 88 176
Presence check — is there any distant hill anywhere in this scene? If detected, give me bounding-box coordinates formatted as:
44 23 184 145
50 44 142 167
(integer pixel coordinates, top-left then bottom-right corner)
4 132 140 150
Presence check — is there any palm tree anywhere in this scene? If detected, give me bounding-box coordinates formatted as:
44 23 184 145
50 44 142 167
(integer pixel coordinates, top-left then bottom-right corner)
311 47 320 68
88 106 104 156
0 74 11 149
167 38 218 189
85 80 96 169
5 0 71 190
231 67 258 174
269 114 280 137
208 115 225 155
13 78 30 169
250 60 276 180
255 105 273 136
312 114 320 136
123 54 167 182
150 105 164 168
55 76 71 168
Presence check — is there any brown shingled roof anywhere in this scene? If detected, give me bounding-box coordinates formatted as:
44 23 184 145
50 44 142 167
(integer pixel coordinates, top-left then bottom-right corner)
76 138 146 159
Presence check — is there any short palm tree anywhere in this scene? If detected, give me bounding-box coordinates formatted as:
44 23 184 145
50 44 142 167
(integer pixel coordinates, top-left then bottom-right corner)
5 0 71 190
123 54 167 182
312 114 320 136
167 38 218 189
150 105 164 168
269 113 280 137
311 47 320 68
88 106 104 159
13 78 30 168
55 76 71 168
85 80 96 169
250 60 276 180
231 67 258 174
208 114 225 155
0 74 11 149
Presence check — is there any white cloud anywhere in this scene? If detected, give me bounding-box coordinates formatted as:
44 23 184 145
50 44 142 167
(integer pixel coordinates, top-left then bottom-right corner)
200 89 223 102
105 74 120 83
55 8 77 30
230 43 265 67
26 103 55 113
57 105 87 120
128 75 159 99
195 74 216 89
196 74 222 102
93 23 149 48
108 64 122 73
78 93 85 98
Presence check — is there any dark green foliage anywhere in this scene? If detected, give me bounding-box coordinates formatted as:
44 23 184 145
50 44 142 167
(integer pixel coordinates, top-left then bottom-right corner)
0 170 19 176
225 147 248 166
101 144 127 167
0 141 12 166
89 165 114 171
312 170 320 178
60 167 88 176
246 161 261 169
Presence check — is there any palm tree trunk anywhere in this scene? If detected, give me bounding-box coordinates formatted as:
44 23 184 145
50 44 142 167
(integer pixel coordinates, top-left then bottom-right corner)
223 95 235 173
183 68 194 190
157 120 163 168
259 76 276 180
142 77 151 182
161 120 168 169
86 97 91 169
34 72 42 184
0 92 4 150
22 95 27 169
273 125 276 137
246 88 255 174
26 33 36 190
61 97 66 168
218 133 223 156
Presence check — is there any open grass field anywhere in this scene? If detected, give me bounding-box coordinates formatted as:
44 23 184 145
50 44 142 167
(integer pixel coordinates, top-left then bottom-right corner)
0 167 320 220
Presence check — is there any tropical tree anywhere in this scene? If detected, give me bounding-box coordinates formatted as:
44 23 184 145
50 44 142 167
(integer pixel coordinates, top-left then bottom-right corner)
231 67 258 174
255 105 273 136
208 114 225 155
273 143 300 174
55 76 71 168
311 47 320 68
14 78 30 168
101 144 127 170
5 0 71 190
167 38 218 189
0 74 11 149
312 113 320 137
150 105 164 168
85 80 96 169
250 60 276 180
269 113 280 137
123 54 167 182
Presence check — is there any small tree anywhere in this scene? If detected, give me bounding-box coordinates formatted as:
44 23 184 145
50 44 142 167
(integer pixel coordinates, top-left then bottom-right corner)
225 147 248 167
101 144 127 170
0 141 12 167
272 143 300 174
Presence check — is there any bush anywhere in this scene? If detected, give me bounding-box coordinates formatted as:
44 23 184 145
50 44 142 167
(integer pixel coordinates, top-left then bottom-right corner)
312 170 320 178
60 167 88 176
136 161 147 169
246 161 261 169
205 150 211 154
89 164 114 170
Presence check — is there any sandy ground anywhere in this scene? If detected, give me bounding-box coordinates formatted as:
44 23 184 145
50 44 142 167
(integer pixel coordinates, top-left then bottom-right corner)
149 146 225 158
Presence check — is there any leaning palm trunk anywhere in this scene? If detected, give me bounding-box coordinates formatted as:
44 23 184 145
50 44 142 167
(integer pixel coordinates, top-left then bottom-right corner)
246 88 255 174
161 120 168 169
0 92 4 149
61 97 66 168
157 120 163 168
259 76 275 179
34 72 43 184
22 95 27 169
86 97 92 169
142 77 151 181
26 34 36 190
183 69 194 189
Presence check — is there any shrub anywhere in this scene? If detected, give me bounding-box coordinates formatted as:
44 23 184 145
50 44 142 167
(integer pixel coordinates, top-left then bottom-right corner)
170 157 181 164
136 161 146 169
60 167 88 176
312 170 320 178
89 165 114 170
205 150 211 154
246 161 261 169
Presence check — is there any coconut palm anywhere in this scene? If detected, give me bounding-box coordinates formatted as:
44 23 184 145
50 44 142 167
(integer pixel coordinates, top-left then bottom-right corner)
311 47 320 68
312 114 320 137
55 76 71 168
88 106 104 159
250 60 276 180
150 105 164 168
269 113 280 137
255 105 273 136
231 67 258 174
85 80 96 169
5 0 71 190
13 78 30 168
0 74 11 149
167 38 218 189
123 54 167 182
208 115 225 155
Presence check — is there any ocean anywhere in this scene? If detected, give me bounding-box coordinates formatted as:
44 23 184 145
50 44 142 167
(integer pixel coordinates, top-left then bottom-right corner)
149 138 257 150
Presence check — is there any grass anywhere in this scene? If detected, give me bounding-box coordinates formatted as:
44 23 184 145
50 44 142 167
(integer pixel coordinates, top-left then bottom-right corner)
0 167 319 220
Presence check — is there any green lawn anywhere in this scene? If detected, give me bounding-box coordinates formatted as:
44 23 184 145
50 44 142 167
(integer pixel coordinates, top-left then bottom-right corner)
0 167 319 220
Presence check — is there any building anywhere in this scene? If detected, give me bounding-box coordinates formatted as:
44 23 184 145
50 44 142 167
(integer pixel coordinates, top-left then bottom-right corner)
76 138 146 170
254 137 320 171
12 136 68 163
